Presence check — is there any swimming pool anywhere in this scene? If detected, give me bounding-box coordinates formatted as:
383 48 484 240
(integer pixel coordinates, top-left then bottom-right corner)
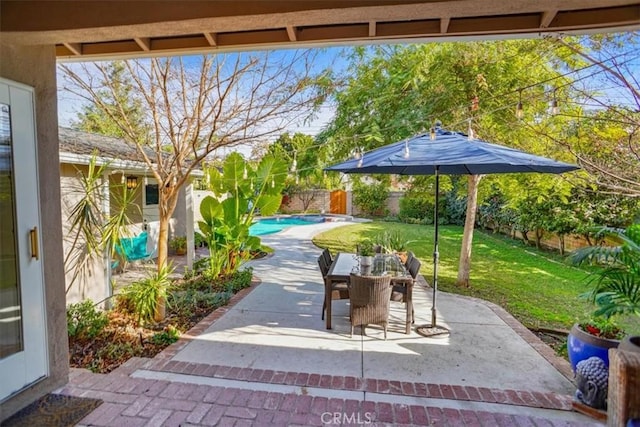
249 216 326 236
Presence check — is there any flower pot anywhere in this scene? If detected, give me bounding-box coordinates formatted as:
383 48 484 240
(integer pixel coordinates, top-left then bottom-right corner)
175 248 186 256
619 335 640 354
567 323 619 371
359 256 373 267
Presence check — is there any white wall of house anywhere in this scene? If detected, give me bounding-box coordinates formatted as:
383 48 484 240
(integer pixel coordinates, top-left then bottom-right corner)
60 163 108 306
193 189 216 232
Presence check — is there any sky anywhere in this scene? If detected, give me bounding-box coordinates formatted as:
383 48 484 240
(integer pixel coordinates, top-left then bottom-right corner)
56 36 639 158
56 46 350 142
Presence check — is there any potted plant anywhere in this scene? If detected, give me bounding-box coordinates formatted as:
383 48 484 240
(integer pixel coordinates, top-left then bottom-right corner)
169 235 187 255
567 223 640 369
357 239 376 267
377 231 412 263
567 317 624 371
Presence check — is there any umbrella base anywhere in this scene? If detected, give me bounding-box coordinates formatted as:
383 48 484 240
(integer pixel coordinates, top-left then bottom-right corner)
416 324 450 338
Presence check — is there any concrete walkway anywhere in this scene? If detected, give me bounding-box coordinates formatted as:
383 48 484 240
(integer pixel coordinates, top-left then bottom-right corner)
59 221 602 426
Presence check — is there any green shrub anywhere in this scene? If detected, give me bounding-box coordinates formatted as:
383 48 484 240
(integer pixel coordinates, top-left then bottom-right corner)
150 325 180 346
226 267 253 292
399 195 433 223
442 190 467 226
119 263 174 324
168 289 232 318
89 342 137 373
375 230 412 252
353 181 389 216
67 300 109 339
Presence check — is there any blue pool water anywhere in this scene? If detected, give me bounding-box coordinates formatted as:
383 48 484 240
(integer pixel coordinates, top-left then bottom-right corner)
249 216 325 236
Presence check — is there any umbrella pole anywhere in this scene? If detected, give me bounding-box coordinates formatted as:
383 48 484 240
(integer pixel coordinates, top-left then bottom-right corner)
432 166 439 328
416 166 449 338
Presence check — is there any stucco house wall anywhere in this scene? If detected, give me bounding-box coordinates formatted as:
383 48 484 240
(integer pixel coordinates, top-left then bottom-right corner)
60 163 108 305
0 43 69 420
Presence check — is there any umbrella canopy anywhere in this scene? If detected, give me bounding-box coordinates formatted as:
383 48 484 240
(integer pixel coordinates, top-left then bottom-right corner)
325 128 578 176
325 127 579 336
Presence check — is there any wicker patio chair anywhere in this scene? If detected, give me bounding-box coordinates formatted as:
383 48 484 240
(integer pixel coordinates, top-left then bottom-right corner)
348 274 393 340
318 255 349 322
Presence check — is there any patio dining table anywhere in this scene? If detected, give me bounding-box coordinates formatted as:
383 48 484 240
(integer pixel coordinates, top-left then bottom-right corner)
325 252 414 334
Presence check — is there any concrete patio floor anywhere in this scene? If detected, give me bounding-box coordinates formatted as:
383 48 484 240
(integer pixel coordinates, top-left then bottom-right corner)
58 221 603 426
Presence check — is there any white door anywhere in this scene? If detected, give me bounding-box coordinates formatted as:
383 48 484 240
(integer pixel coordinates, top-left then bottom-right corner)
0 79 47 401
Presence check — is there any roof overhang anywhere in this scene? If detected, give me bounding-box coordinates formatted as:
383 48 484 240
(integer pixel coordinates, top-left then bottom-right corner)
59 151 153 173
59 151 204 177
1 1 638 61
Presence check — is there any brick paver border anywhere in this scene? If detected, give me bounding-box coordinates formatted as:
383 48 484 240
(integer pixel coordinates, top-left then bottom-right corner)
62 369 589 427
143 358 573 411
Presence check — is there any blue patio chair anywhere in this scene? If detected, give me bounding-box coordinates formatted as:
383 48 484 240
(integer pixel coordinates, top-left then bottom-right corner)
112 231 155 271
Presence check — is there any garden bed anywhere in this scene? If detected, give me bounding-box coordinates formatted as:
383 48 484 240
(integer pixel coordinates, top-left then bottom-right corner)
68 268 253 373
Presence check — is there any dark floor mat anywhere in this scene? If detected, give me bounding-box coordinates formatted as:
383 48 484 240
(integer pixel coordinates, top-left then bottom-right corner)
2 394 102 427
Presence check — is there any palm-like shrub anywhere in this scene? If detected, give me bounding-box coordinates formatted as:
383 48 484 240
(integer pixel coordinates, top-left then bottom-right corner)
569 224 640 319
119 263 174 324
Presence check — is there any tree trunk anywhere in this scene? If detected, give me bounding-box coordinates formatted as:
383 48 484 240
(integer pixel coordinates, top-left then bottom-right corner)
584 234 593 246
456 175 482 287
154 186 180 322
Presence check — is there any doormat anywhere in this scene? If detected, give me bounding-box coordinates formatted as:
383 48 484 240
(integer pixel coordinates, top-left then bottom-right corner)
2 394 102 427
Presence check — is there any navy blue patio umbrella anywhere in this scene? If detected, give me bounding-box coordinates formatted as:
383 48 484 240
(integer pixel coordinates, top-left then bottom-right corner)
325 127 579 336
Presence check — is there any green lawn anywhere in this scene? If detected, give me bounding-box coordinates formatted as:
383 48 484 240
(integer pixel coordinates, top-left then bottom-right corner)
313 221 640 334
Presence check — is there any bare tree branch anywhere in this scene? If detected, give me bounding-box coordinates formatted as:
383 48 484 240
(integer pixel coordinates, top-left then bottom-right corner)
60 51 331 307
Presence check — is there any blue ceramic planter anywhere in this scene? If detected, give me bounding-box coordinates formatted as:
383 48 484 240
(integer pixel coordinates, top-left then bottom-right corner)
567 323 619 372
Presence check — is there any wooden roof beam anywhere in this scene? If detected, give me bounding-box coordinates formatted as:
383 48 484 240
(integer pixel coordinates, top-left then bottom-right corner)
369 20 376 37
204 32 217 46
286 25 297 42
63 42 82 56
540 10 558 28
134 37 151 51
440 17 451 33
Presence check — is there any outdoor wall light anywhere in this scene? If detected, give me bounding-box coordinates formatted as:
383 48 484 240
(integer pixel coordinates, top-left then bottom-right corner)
126 176 138 189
